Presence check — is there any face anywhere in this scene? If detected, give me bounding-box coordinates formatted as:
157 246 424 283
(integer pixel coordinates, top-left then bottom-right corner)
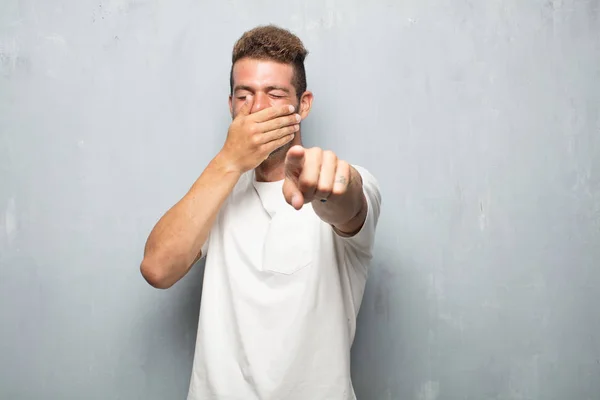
229 58 313 158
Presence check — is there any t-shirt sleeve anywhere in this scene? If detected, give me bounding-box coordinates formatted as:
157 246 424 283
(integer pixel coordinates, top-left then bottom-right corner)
200 236 209 259
336 165 382 258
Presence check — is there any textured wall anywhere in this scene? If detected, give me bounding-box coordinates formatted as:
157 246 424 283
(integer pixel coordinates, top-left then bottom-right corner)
1 1 599 399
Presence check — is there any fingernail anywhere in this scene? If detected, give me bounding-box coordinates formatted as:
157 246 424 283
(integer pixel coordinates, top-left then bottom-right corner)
292 194 300 205
288 105 295 113
295 114 301 121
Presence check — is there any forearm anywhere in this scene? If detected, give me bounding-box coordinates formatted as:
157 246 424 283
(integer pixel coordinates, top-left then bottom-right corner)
312 166 367 236
140 153 241 288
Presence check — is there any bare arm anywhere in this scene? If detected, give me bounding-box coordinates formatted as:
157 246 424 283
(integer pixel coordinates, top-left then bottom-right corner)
140 155 241 289
140 97 300 289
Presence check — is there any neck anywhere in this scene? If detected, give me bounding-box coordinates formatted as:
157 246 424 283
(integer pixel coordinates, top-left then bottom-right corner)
255 156 285 182
254 133 303 182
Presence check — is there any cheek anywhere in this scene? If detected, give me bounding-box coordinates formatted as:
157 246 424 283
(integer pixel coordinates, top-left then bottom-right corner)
273 98 298 110
232 99 245 115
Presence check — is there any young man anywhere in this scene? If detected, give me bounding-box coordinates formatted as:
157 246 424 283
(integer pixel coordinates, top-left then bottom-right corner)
140 25 382 400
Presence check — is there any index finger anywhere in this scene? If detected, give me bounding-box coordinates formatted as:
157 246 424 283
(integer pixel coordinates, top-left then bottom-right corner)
251 104 296 123
284 145 306 169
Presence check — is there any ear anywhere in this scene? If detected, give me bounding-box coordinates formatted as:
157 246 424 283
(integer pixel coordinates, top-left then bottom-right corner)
228 95 233 118
298 91 313 120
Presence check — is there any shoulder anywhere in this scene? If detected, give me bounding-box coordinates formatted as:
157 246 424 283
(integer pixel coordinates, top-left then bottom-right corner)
353 165 381 214
212 171 255 227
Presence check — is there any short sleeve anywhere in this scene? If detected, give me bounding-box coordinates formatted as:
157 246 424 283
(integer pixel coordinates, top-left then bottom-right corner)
198 227 212 260
336 165 382 258
200 236 209 259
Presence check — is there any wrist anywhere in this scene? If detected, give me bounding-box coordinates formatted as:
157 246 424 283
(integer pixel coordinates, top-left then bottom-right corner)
212 151 244 178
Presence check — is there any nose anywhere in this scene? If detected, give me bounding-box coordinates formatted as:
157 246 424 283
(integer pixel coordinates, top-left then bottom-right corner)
251 92 269 114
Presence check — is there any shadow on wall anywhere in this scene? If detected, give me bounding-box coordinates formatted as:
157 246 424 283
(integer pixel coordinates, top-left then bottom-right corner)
351 246 434 400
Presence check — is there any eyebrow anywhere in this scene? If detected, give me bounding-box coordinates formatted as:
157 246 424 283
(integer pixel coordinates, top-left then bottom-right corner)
233 85 291 94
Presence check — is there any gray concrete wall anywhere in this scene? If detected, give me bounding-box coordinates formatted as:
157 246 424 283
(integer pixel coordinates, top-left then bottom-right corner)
1 0 599 399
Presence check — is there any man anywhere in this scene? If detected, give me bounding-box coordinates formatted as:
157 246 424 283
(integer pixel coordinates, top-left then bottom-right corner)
140 25 382 400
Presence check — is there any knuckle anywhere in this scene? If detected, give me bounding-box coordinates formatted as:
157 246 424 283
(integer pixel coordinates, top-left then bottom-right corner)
299 177 316 191
332 185 346 196
250 134 261 146
305 147 320 158
323 150 337 161
318 184 333 196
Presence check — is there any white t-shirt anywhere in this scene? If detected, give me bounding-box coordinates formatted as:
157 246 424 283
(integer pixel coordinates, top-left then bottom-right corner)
187 165 381 400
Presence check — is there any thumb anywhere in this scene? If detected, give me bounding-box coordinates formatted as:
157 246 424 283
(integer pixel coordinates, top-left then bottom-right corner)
238 95 254 117
283 177 304 210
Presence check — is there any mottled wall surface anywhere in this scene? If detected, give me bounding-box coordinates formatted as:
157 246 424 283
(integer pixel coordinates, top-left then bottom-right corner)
1 1 599 399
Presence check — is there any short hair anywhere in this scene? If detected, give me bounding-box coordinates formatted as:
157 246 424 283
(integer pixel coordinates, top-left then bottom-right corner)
230 25 308 100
